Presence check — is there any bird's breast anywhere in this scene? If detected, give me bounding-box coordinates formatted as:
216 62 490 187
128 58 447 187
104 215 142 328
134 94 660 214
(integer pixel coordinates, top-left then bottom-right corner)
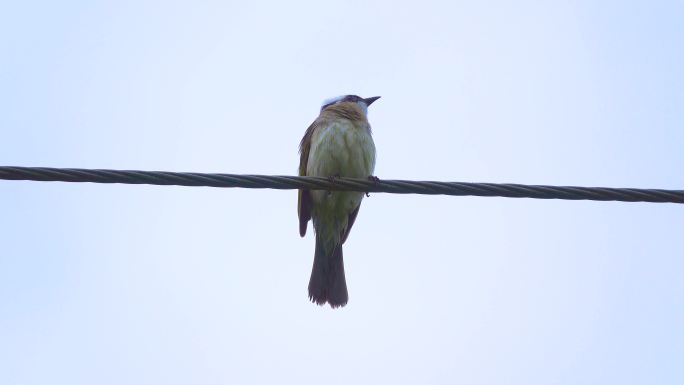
307 120 376 179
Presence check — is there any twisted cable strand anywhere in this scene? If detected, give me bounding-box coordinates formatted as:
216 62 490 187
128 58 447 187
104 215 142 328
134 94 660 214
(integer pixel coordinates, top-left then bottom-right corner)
1 166 682 204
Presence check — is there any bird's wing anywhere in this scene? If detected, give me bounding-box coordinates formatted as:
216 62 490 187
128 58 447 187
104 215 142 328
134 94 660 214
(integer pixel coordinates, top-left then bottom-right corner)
297 119 319 237
341 203 361 244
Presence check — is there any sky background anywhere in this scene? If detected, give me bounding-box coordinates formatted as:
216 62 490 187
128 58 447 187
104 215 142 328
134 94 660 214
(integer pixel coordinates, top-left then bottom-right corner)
1 1 683 384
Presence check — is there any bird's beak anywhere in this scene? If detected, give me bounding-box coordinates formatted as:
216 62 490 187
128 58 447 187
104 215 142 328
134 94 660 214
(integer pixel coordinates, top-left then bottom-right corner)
364 96 381 106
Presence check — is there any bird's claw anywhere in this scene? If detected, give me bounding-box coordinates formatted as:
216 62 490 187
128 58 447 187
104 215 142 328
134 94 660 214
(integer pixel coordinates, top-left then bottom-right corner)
365 175 380 197
327 174 340 196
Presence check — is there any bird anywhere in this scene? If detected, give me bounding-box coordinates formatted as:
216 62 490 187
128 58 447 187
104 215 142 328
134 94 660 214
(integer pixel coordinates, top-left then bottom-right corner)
298 94 379 308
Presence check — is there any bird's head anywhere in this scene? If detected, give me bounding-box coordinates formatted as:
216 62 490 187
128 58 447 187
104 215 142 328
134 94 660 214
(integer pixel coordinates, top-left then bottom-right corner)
321 95 381 116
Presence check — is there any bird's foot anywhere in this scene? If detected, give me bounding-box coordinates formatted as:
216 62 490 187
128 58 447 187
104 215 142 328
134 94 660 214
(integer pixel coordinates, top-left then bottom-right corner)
366 175 380 197
327 174 340 196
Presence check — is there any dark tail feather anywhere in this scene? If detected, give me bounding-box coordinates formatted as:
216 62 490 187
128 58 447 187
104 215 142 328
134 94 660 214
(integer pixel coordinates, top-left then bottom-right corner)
308 235 348 308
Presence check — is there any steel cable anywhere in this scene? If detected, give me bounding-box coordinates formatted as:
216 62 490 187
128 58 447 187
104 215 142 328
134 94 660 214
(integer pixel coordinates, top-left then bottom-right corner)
1 166 682 204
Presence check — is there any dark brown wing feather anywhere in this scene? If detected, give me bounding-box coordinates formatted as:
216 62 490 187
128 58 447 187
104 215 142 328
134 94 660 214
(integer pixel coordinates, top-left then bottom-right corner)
298 190 311 237
341 204 361 244
297 120 319 237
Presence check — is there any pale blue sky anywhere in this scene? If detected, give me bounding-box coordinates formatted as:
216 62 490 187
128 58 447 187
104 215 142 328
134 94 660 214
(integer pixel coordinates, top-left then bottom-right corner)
1 1 683 384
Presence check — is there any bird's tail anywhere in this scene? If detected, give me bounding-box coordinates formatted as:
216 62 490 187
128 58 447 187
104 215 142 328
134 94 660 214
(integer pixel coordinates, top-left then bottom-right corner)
308 233 348 308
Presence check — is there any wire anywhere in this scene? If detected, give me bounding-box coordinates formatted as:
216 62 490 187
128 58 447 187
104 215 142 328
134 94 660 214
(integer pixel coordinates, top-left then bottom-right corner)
1 166 682 204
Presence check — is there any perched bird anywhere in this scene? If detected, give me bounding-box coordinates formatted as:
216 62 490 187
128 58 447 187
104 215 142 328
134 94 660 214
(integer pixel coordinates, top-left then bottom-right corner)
298 94 380 308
